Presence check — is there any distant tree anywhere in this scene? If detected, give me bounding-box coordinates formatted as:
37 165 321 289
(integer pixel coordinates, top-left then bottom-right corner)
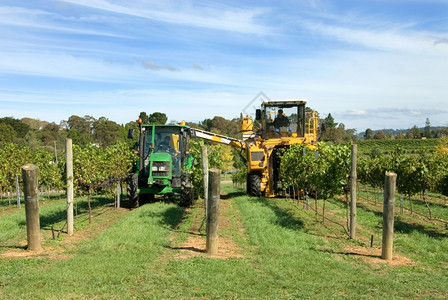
93 117 121 148
0 123 16 143
185 121 201 129
364 128 373 140
39 122 61 144
21 117 47 130
23 130 41 151
396 131 405 139
67 128 92 147
373 131 386 140
345 128 358 142
321 127 346 144
201 116 240 137
408 125 421 139
120 121 139 147
138 112 149 124
324 113 337 129
0 117 30 138
433 128 448 138
67 115 95 134
148 112 167 125
424 118 431 138
385 131 393 139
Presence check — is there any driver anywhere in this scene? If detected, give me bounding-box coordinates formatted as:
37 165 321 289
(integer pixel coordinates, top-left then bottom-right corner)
159 136 171 149
273 109 290 132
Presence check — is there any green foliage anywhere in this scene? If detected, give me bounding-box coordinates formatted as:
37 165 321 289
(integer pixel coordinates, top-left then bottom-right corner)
201 116 241 138
280 143 351 198
93 117 121 148
324 113 337 129
231 169 246 185
188 139 232 198
148 112 168 125
0 117 30 138
0 123 16 143
0 141 133 200
364 128 373 139
358 138 439 155
0 143 67 197
32 148 65 191
0 143 31 193
73 142 134 194
358 146 448 197
280 144 318 192
138 111 149 124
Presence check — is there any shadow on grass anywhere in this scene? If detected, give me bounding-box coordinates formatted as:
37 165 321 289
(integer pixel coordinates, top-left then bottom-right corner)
252 196 304 231
318 248 380 259
356 201 448 239
0 244 28 250
139 205 185 230
169 246 205 253
221 190 247 200
17 196 114 229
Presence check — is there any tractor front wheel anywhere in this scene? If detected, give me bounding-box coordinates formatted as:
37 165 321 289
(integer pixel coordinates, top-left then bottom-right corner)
127 173 139 209
180 172 193 207
249 173 262 197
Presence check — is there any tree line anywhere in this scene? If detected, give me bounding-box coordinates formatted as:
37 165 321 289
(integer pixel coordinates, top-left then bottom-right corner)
364 118 448 140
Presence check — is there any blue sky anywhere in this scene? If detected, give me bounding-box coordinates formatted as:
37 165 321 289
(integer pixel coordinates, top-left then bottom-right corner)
1 0 447 133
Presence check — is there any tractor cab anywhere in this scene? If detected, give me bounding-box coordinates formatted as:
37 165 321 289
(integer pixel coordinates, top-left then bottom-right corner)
256 99 306 139
127 122 193 208
140 124 190 190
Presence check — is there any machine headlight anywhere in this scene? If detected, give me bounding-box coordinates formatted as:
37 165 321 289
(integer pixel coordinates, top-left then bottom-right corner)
158 166 166 171
152 166 158 171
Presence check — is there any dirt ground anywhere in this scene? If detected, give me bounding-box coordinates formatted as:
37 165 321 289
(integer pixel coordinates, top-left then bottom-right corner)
340 246 416 267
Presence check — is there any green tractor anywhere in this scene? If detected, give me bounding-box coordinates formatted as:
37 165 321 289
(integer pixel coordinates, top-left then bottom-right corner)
127 120 194 208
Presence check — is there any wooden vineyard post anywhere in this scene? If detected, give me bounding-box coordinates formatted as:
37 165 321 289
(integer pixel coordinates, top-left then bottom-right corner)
305 194 309 210
66 138 74 236
400 194 404 214
382 172 397 260
15 176 21 209
22 164 41 251
206 168 220 255
201 146 209 214
116 182 121 209
350 144 357 239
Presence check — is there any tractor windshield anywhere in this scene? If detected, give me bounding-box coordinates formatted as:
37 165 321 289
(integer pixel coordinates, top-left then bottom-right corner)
263 104 305 138
143 126 182 175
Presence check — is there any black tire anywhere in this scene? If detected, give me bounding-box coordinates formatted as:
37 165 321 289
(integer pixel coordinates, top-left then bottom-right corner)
180 172 193 207
246 173 251 195
249 173 262 197
127 173 139 208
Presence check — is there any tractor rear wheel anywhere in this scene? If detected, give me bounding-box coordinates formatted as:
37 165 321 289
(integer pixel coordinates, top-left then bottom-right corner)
249 173 262 197
246 173 251 195
180 172 193 207
127 173 139 208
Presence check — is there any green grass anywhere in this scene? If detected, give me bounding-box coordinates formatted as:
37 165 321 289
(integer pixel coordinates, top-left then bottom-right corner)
1 185 447 299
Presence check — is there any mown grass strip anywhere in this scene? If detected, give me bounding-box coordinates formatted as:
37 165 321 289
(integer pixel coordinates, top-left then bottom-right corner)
1 185 447 299
0 202 184 299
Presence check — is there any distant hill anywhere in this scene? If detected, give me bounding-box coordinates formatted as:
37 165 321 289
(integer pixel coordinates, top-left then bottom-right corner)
357 126 447 139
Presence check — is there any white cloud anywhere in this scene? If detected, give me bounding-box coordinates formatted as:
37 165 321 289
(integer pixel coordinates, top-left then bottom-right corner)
61 0 272 34
0 6 128 38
